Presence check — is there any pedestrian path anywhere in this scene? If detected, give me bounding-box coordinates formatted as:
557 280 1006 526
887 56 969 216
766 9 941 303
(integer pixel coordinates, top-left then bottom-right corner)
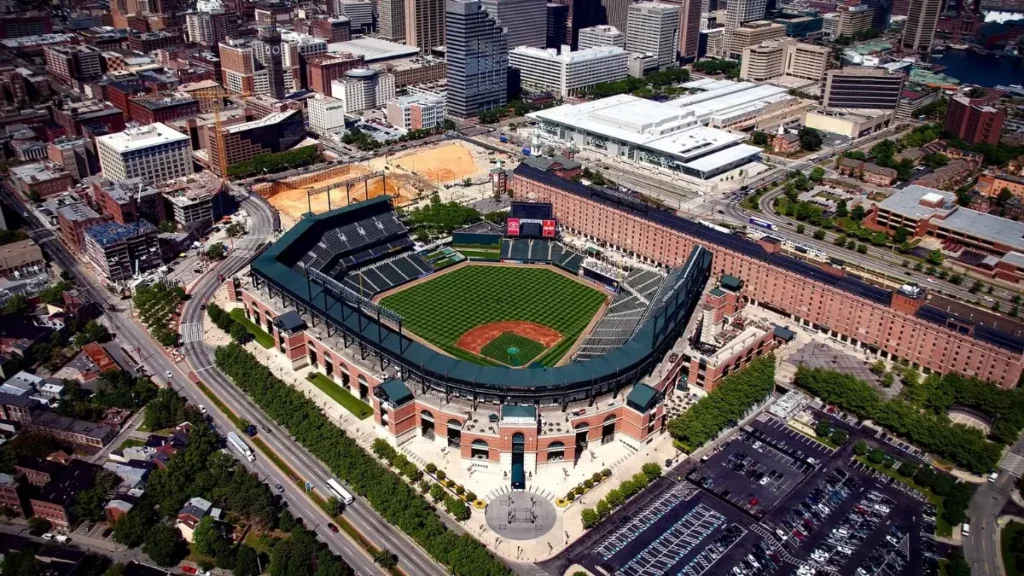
180 322 203 344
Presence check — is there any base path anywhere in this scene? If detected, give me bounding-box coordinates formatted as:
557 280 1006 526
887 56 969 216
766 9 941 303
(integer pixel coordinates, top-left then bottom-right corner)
457 321 562 354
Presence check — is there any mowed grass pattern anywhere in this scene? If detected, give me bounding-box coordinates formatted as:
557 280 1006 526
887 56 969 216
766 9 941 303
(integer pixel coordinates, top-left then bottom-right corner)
379 265 607 366
480 332 546 366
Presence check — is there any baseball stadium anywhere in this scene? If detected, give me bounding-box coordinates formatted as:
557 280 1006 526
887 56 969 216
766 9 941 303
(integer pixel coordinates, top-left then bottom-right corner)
240 162 1024 483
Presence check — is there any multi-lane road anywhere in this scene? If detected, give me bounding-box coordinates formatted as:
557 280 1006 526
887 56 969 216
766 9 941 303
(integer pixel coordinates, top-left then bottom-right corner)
0 184 449 576
965 437 1024 576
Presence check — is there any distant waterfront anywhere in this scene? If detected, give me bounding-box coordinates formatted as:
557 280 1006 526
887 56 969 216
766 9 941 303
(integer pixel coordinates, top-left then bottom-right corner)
931 49 1024 87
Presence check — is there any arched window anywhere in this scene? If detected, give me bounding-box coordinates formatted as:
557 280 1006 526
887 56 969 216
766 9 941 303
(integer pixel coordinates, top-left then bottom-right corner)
547 441 565 462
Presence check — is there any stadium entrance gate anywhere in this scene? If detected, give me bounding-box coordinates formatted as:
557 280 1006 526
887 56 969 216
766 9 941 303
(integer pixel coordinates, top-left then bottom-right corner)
574 423 589 464
511 432 526 490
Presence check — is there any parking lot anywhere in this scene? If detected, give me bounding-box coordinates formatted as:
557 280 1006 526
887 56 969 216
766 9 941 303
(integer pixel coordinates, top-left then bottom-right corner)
548 407 933 576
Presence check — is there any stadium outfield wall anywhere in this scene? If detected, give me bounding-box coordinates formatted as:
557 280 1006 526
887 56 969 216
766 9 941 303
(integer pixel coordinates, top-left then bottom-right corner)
510 164 1024 388
248 200 713 403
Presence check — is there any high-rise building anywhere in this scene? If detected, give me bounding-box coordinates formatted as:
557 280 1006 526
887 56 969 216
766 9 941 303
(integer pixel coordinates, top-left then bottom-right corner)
835 4 875 38
823 67 906 110
185 10 239 48
97 123 194 184
726 20 785 58
312 17 353 42
482 0 547 48
725 0 767 29
83 221 161 283
379 0 407 41
602 0 632 34
859 0 892 30
739 38 829 81
509 45 627 96
625 3 680 70
207 110 305 176
902 0 941 53
945 95 1005 145
258 26 287 99
570 0 605 48
337 0 375 32
219 36 302 96
547 4 570 49
279 30 328 90
306 53 366 96
44 45 103 87
330 69 397 112
446 0 508 118
578 25 625 49
678 0 702 61
405 0 446 51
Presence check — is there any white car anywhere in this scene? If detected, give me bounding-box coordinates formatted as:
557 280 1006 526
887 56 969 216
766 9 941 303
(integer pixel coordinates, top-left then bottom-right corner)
165 371 173 379
989 471 999 482
199 405 208 414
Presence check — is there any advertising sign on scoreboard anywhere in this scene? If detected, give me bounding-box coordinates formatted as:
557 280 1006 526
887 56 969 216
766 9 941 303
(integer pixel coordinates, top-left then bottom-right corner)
507 218 520 236
542 219 556 238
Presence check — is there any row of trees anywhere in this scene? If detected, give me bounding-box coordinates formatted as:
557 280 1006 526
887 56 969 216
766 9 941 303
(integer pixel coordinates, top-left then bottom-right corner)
207 303 254 344
227 146 323 179
214 343 511 576
901 372 1024 446
56 370 157 422
403 196 482 240
668 356 776 452
794 367 1002 473
133 282 185 347
692 59 740 79
580 463 662 529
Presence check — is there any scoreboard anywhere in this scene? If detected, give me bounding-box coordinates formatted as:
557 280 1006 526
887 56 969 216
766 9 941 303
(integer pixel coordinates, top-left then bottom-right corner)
507 218 556 238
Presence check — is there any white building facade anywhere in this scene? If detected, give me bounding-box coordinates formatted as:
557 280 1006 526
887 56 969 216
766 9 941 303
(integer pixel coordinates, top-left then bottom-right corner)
308 94 349 136
97 123 194 184
331 69 397 113
625 3 680 70
577 25 625 50
508 45 628 97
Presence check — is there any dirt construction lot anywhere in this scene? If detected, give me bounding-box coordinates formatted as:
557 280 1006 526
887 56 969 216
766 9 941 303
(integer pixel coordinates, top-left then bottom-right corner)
385 141 492 185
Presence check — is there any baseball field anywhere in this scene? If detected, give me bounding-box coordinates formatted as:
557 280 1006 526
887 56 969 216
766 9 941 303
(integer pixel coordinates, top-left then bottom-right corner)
378 264 608 367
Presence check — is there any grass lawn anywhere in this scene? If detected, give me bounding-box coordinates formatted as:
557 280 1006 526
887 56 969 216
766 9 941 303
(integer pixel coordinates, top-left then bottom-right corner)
307 373 373 419
456 249 500 260
1003 521 1024 576
379 265 606 366
480 332 546 366
856 455 952 537
230 308 274 349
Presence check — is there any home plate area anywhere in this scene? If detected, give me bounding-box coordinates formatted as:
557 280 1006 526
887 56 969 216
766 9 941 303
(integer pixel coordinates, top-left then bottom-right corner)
456 321 562 367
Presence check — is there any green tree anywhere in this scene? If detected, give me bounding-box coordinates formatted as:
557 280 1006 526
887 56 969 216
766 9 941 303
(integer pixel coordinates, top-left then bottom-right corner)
798 127 822 151
2 295 30 315
850 205 866 221
595 499 611 518
192 516 222 556
641 462 662 481
234 545 262 576
142 524 187 567
73 470 120 522
796 224 805 234
853 440 868 455
206 243 226 260
926 250 944 265
830 429 849 445
27 516 51 534
813 229 826 240
815 419 832 438
835 199 849 218
752 131 769 146
373 549 398 569
581 508 599 529
809 166 825 182
112 508 151 548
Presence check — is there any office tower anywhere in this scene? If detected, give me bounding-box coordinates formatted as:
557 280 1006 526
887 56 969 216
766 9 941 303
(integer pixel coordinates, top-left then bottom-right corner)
312 17 353 42
446 0 507 118
945 95 1005 145
380 0 407 41
725 0 767 29
308 94 348 136
337 0 376 32
823 67 906 110
307 53 366 96
207 111 305 176
678 0 701 61
547 3 570 49
185 10 238 48
726 20 784 58
739 38 828 81
97 124 193 184
509 45 627 96
330 69 397 112
570 0 605 48
257 26 287 99
602 0 632 33
406 0 446 51
578 25 625 49
44 45 103 87
892 0 910 16
902 0 941 53
625 3 680 70
387 94 446 130
860 0 892 30
482 0 547 48
835 5 874 38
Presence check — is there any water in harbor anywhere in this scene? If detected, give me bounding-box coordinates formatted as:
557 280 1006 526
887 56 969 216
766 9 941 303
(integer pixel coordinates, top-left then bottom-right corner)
931 48 1024 88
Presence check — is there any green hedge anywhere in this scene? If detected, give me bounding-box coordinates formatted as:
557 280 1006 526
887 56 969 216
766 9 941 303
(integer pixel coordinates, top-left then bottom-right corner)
213 343 510 576
227 146 322 179
794 366 1002 474
903 371 1024 445
668 356 775 452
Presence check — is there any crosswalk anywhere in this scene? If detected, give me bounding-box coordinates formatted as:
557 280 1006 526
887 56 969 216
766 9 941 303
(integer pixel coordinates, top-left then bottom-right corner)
180 322 203 344
1000 452 1024 477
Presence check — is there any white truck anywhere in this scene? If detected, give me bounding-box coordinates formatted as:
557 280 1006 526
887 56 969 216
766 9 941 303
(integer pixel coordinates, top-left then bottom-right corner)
227 432 255 462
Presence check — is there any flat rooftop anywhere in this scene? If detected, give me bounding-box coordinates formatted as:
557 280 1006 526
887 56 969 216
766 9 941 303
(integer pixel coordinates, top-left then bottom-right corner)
326 37 420 62
10 162 68 182
224 110 298 134
96 123 190 154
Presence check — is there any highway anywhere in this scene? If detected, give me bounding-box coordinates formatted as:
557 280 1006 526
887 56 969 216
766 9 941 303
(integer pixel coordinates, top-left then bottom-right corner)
965 438 1023 576
0 183 447 576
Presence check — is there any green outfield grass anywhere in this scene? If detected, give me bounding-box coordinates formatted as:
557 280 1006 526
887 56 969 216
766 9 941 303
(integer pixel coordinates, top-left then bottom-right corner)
480 332 546 366
379 265 606 366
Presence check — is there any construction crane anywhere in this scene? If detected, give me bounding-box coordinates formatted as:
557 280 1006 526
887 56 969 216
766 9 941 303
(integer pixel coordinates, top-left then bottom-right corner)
190 85 250 181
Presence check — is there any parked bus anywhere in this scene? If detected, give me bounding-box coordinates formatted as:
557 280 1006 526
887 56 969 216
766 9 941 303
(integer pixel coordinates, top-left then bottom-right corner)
327 479 355 505
227 432 255 463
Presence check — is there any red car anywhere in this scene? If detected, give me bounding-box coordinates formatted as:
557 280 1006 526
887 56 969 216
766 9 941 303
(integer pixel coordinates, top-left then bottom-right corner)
327 523 339 533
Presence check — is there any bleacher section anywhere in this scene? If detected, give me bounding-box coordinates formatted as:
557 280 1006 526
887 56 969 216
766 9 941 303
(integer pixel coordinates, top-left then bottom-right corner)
573 268 668 362
500 238 586 273
343 252 434 297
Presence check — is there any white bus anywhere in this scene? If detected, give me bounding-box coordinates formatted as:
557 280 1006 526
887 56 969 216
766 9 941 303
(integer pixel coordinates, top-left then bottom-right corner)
327 478 355 505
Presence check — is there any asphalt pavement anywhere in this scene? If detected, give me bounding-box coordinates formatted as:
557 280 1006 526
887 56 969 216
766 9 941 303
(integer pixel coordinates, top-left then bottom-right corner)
965 436 1024 576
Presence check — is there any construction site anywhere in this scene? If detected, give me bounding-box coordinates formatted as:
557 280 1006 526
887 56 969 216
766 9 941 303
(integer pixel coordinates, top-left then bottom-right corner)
254 139 507 228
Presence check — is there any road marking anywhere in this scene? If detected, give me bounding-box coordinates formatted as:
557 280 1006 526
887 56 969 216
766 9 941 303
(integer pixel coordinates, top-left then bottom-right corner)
180 322 203 344
1000 452 1024 477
